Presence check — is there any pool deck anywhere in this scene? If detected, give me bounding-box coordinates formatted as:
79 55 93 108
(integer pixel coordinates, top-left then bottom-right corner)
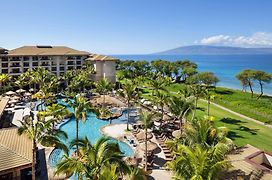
100 123 172 180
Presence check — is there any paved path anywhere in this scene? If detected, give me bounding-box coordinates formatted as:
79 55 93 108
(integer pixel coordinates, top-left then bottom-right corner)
200 99 272 129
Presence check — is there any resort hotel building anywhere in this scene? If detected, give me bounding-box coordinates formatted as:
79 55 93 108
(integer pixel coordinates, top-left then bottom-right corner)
0 45 117 83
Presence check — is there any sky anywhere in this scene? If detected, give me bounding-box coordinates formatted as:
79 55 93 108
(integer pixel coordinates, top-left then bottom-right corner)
0 0 272 54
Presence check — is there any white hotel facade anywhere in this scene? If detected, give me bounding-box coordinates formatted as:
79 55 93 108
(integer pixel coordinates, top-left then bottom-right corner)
0 46 117 83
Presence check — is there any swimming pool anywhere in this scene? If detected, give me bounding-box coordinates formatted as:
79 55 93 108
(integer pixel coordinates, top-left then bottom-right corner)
48 99 136 168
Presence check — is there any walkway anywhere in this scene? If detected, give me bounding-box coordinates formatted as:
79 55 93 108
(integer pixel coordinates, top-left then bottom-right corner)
200 99 272 129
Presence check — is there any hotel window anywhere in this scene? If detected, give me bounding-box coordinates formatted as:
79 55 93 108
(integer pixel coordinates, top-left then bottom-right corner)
68 66 74 70
67 56 74 60
32 62 38 66
67 61 74 65
60 66 65 71
2 63 8 67
76 61 81 65
76 56 81 60
32 56 38 61
23 57 29 61
76 66 81 69
11 68 20 73
51 61 57 66
1 57 8 61
1 69 8 73
41 56 49 60
11 57 20 61
51 67 57 71
23 68 29 72
23 62 29 67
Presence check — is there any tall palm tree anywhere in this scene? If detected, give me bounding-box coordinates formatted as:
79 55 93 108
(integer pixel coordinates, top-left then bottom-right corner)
190 84 205 120
95 78 113 108
152 91 169 130
204 89 216 116
119 80 138 130
182 117 233 149
167 143 231 180
139 110 155 171
69 95 94 153
56 137 129 180
148 76 169 96
168 95 194 133
0 73 11 93
18 116 68 180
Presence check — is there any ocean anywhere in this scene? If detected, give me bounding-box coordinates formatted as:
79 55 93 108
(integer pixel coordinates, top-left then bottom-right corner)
112 54 272 95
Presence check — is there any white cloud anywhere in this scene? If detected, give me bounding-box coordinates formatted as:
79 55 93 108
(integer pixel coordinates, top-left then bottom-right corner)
198 32 272 47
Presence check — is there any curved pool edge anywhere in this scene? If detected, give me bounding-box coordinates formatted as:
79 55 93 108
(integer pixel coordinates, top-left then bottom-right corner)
100 123 136 156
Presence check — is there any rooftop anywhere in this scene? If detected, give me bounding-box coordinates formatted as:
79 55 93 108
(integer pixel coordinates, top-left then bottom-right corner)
7 45 90 56
86 54 118 61
227 144 272 179
0 127 32 173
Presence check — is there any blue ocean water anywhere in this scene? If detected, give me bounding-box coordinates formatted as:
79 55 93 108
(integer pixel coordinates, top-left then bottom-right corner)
112 54 272 95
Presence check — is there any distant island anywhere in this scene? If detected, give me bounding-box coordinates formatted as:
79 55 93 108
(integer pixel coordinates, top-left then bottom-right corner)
153 45 272 55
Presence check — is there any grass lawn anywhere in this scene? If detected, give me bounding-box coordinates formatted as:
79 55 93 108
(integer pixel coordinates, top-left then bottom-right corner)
211 87 272 124
196 100 272 152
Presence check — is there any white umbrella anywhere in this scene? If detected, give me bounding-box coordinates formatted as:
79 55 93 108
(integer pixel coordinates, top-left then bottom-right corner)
172 130 182 138
136 131 153 141
5 91 16 95
29 88 34 92
16 89 26 93
25 92 32 96
11 96 20 100
139 141 159 152
8 99 19 104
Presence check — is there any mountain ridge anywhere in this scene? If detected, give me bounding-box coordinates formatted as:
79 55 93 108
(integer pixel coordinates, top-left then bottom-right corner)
153 45 272 55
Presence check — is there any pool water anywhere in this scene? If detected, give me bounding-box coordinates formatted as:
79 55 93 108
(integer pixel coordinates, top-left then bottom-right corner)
49 99 136 168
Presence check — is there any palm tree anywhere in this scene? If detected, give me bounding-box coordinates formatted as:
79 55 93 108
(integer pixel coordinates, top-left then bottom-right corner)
167 143 231 180
139 110 155 171
152 91 169 130
190 84 204 120
148 76 169 96
119 80 138 130
0 73 11 93
182 117 233 149
68 95 94 153
95 78 113 108
18 116 68 180
168 95 194 133
125 166 146 180
56 137 129 180
204 89 216 116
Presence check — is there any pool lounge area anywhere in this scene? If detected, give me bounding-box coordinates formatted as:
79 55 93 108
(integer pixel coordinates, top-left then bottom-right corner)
48 98 137 169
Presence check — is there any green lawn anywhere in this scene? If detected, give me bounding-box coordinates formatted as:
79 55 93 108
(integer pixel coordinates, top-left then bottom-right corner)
196 100 272 152
212 87 272 124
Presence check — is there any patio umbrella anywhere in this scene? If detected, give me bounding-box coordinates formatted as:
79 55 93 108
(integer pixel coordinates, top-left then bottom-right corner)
11 96 20 100
126 157 139 166
25 92 32 96
139 141 159 152
16 89 26 93
172 130 181 138
5 91 16 96
8 99 19 104
136 131 153 141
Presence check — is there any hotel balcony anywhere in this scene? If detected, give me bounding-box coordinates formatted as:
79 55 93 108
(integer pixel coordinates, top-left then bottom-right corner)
40 62 50 67
10 64 21 68
10 58 22 62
